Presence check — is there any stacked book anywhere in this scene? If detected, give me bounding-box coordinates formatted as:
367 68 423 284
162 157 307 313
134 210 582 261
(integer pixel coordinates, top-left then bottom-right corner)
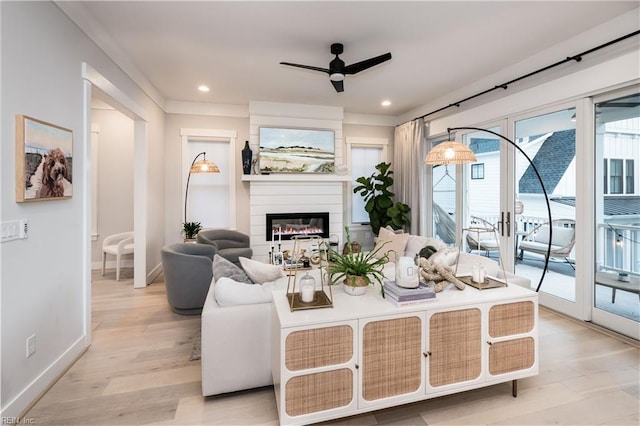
384 280 436 307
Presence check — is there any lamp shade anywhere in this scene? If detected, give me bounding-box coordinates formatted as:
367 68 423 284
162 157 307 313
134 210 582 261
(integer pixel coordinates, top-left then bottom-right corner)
190 159 219 173
424 141 477 165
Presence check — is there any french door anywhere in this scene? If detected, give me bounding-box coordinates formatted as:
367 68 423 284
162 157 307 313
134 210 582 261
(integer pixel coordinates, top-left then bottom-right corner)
592 88 639 339
452 106 581 320
510 105 579 318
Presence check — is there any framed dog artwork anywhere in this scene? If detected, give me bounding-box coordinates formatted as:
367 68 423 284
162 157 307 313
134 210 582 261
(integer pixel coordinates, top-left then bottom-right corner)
15 115 73 202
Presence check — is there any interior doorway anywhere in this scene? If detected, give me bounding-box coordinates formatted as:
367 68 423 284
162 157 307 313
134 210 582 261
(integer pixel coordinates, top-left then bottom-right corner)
82 63 149 345
90 95 135 280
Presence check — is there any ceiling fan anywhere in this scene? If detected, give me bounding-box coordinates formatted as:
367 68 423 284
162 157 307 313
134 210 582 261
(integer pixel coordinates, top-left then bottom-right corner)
280 43 392 93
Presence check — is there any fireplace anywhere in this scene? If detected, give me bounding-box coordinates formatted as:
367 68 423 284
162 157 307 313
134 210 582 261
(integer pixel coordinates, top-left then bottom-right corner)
266 212 330 241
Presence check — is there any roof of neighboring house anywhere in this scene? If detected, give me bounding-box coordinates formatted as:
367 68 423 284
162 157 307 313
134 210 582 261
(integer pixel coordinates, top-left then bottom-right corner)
519 129 575 194
551 196 640 216
469 138 500 154
469 131 575 195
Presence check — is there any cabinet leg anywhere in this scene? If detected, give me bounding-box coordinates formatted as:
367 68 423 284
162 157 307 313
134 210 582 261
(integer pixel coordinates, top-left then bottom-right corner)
512 379 518 397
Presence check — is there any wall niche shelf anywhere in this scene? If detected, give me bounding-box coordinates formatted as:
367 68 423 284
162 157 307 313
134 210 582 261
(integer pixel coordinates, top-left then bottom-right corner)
241 174 352 182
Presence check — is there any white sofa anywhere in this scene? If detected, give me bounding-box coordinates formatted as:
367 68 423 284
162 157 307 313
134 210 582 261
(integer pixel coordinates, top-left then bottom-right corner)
200 234 531 396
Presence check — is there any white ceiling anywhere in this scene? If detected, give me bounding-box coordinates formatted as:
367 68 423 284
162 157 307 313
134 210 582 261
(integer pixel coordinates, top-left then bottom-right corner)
62 1 639 118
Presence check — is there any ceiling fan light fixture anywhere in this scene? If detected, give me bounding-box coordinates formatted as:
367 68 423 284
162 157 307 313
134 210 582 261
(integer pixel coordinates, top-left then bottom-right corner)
281 43 391 92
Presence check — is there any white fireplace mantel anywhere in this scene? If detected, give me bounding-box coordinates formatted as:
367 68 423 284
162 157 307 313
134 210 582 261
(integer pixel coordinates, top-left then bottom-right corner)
241 174 352 182
246 178 347 262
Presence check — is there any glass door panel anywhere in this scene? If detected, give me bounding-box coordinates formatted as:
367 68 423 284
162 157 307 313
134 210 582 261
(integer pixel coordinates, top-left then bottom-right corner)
513 109 576 302
462 127 503 262
593 92 639 338
430 138 457 246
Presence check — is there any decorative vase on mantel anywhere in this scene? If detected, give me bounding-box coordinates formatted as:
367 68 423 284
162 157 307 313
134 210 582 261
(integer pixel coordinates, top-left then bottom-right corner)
241 141 252 175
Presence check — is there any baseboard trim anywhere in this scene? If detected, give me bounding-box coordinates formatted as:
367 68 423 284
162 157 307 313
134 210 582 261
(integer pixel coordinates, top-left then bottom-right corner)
2 336 87 418
147 262 162 285
91 259 134 271
540 306 639 347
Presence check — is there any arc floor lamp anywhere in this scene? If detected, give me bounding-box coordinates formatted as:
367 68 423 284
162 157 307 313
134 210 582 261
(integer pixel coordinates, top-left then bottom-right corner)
184 152 219 224
425 127 552 292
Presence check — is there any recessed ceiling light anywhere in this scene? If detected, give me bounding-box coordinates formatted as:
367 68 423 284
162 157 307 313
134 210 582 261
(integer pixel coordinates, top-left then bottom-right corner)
198 85 210 93
381 100 391 107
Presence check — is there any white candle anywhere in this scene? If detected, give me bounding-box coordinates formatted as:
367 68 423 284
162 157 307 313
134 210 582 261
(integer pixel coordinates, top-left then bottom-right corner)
301 286 314 303
472 263 481 283
278 226 282 243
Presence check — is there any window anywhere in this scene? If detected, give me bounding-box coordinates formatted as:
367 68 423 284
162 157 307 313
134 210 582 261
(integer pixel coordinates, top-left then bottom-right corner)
609 159 623 194
603 159 608 194
470 163 484 180
348 141 387 224
626 159 634 194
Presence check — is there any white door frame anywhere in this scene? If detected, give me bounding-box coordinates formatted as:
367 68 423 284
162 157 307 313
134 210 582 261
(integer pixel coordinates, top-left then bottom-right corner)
82 63 149 344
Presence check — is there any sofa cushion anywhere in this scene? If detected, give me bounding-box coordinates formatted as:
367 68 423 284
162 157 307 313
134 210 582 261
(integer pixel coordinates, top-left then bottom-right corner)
405 235 445 258
455 252 500 277
239 257 284 284
214 277 276 307
373 227 409 262
429 247 458 267
212 254 253 284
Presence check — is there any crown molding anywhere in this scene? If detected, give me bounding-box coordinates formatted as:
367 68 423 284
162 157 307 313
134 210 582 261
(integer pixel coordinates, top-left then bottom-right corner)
166 101 249 118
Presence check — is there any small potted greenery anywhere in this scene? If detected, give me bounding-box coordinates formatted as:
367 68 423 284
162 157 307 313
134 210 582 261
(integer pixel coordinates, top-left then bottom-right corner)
328 227 389 297
182 221 202 243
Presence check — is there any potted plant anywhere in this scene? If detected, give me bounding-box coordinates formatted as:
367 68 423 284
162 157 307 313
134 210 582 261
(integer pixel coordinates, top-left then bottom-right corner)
328 227 389 297
353 162 411 235
182 221 202 243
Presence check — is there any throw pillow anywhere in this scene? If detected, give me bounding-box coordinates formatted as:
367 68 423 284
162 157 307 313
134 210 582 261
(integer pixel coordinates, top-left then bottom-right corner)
405 235 446 258
212 254 253 284
428 247 458 267
214 277 275 307
384 225 405 234
239 257 283 284
374 227 409 263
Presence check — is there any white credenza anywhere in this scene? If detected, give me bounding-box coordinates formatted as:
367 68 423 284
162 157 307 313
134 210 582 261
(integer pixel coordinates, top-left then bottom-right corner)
271 283 538 426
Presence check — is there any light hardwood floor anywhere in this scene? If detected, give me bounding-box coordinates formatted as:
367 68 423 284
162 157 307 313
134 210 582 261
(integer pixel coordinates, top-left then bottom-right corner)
26 270 639 425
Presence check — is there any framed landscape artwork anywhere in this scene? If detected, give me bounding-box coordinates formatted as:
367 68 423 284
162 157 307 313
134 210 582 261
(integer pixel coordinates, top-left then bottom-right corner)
259 127 335 173
16 115 73 202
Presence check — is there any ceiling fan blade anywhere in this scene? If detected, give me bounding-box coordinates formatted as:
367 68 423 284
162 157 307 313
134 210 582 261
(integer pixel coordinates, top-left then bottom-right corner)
331 79 344 93
344 52 392 75
280 62 330 74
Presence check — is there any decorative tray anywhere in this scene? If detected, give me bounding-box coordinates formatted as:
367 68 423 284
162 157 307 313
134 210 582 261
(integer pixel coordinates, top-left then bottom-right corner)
286 291 333 310
458 275 507 290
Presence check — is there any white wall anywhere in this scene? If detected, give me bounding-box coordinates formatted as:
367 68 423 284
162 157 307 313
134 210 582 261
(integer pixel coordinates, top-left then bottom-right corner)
90 109 134 265
0 1 165 417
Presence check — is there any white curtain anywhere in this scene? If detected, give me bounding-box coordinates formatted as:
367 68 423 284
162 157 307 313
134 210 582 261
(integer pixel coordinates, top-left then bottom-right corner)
393 118 425 235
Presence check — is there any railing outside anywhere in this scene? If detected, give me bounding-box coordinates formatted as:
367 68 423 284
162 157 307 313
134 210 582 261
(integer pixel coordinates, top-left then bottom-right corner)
597 223 640 275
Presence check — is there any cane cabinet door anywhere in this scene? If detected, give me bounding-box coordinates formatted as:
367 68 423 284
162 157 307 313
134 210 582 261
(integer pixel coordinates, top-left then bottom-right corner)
426 307 483 394
486 300 538 381
280 320 358 424
358 313 425 409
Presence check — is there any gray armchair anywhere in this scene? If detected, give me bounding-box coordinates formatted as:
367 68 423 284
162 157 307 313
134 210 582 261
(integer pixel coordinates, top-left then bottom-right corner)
161 243 217 315
196 229 253 264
